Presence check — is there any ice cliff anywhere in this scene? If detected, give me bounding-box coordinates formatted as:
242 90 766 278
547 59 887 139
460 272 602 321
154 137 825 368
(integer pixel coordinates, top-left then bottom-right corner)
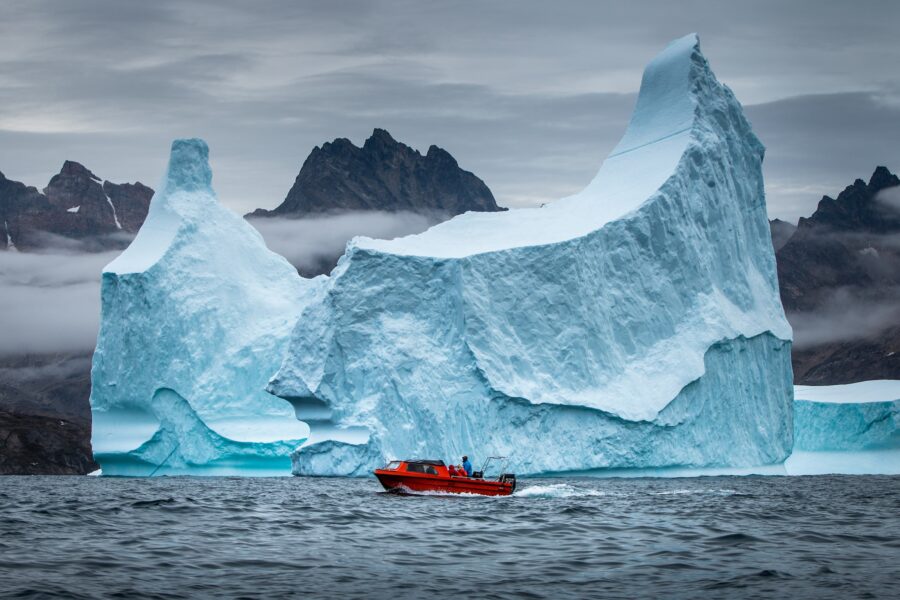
90 139 315 475
90 34 795 477
269 34 794 475
784 381 900 475
793 381 900 452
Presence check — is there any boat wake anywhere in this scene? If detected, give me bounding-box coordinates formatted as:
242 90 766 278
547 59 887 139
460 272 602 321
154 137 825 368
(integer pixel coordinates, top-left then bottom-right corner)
381 485 494 498
512 484 607 499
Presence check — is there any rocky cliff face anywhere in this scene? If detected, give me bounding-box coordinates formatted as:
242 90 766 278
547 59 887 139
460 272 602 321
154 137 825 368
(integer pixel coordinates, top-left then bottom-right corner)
774 166 900 384
0 162 152 251
250 128 503 217
0 353 97 475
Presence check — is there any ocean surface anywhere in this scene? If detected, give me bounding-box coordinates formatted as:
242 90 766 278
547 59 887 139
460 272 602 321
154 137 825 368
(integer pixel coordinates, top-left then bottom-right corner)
2 475 898 599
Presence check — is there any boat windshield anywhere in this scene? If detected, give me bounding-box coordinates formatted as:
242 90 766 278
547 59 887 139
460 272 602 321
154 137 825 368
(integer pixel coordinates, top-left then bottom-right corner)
383 461 403 471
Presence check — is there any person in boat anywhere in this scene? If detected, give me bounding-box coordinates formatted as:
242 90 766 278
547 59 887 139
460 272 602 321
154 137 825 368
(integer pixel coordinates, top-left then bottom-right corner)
462 455 473 477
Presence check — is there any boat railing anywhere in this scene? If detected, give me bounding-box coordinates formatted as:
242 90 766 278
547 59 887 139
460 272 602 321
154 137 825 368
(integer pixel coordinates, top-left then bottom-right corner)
478 456 509 480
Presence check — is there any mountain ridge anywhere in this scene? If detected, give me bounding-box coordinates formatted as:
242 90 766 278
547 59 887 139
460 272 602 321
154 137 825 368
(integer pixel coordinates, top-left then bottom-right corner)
249 128 504 218
1 162 152 251
774 165 900 384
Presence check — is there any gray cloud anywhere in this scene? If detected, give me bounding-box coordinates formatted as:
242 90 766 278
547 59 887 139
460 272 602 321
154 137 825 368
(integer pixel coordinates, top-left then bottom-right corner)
789 287 900 350
747 94 900 222
248 212 443 276
876 185 900 213
0 1 898 222
0 212 443 354
0 250 114 355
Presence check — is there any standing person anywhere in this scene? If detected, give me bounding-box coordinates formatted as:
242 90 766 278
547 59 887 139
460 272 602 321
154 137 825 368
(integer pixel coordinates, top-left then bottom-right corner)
462 455 473 477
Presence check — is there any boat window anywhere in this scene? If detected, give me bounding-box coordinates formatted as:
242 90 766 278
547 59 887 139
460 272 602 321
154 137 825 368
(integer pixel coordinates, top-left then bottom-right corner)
383 461 402 471
405 463 439 475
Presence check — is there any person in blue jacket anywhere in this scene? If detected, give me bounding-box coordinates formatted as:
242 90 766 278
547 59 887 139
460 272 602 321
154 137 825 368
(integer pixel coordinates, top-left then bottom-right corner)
462 455 473 477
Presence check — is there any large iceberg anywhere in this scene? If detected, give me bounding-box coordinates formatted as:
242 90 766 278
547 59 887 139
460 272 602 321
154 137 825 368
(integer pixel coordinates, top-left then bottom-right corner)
90 34 795 477
269 33 793 475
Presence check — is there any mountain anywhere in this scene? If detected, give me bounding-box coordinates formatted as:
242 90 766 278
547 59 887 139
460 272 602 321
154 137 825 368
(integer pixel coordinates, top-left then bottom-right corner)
0 162 153 251
769 218 796 252
249 128 503 218
774 166 900 384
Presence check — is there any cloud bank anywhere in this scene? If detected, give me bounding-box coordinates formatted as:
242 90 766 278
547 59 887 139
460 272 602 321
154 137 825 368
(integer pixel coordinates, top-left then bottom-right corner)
248 211 444 276
0 211 444 354
0 250 114 355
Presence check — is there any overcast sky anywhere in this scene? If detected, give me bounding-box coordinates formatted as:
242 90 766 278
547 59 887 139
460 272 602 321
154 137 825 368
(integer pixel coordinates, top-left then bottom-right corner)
1 0 898 223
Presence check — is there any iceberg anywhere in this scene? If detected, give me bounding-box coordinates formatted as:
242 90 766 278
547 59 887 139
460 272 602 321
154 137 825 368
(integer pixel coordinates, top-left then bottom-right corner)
90 139 316 475
785 380 900 475
269 33 794 476
90 35 795 477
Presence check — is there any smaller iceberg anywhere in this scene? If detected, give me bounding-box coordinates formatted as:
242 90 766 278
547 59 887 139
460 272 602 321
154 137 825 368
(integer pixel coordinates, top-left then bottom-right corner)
90 139 315 476
785 380 900 475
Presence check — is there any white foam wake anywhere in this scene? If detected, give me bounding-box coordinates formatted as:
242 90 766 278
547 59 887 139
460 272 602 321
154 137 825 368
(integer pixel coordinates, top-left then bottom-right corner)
513 484 606 499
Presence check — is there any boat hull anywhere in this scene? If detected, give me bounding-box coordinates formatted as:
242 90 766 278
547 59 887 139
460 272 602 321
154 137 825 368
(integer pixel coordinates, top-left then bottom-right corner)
374 470 514 496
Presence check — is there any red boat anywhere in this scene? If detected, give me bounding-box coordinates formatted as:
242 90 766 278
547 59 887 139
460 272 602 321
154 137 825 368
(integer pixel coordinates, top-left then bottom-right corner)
374 458 517 497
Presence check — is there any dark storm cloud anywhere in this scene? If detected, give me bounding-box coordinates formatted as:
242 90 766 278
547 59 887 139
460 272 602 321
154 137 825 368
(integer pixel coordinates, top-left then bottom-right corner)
1 0 898 218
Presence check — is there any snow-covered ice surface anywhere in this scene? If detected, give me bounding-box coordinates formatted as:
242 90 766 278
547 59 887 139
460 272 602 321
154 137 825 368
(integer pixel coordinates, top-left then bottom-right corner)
91 139 318 476
794 380 900 404
270 34 794 476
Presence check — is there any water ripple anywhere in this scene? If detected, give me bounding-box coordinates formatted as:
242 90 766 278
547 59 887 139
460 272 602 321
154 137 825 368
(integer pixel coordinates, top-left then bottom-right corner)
1 475 898 599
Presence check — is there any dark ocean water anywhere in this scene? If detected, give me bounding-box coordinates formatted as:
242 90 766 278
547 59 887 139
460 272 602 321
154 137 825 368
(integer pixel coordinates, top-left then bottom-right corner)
1 475 898 599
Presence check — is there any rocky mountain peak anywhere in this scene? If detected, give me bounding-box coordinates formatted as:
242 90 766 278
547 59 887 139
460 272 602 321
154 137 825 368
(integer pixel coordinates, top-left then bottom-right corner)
774 165 900 384
869 165 899 190
363 127 398 148
251 128 503 218
799 166 900 234
0 162 153 250
56 160 101 182
769 218 797 252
